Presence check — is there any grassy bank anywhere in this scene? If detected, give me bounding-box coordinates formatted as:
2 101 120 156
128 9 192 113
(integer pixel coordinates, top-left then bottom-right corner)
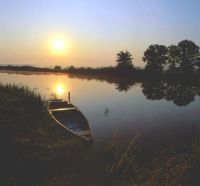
0 84 200 185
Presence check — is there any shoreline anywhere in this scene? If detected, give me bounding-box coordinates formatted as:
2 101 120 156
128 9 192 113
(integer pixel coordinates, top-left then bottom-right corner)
1 65 200 86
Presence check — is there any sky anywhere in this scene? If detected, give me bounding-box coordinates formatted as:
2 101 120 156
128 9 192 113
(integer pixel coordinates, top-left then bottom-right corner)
0 0 200 67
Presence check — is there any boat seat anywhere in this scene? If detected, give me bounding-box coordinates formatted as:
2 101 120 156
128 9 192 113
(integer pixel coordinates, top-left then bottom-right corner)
50 107 76 112
77 130 91 135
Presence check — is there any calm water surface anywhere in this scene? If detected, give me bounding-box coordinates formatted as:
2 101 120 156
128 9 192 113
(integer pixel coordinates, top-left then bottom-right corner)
1 71 200 144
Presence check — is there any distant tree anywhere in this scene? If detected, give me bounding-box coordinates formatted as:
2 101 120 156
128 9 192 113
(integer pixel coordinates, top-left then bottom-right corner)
116 50 133 69
68 65 75 72
54 65 61 70
167 45 180 72
177 40 199 73
143 44 168 72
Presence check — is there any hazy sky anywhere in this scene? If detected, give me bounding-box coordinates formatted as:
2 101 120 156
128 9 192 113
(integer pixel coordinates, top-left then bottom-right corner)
1 0 200 67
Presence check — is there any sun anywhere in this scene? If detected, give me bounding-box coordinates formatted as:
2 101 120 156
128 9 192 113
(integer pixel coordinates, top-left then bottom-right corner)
52 38 66 55
53 39 65 50
47 34 71 57
49 36 70 56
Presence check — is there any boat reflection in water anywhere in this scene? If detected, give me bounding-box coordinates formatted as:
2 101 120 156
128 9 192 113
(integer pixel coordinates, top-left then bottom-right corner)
48 99 93 141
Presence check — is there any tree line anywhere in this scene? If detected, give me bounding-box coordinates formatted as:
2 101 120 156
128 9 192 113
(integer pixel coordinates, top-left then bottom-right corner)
116 40 200 73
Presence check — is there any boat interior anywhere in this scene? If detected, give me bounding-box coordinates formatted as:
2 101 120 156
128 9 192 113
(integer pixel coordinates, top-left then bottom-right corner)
51 109 88 131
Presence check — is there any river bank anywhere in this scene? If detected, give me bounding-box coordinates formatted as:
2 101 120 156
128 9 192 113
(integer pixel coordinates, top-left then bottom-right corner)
1 65 200 83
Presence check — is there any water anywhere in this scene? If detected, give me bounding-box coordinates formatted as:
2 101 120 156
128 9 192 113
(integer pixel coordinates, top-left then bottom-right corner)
1 71 200 146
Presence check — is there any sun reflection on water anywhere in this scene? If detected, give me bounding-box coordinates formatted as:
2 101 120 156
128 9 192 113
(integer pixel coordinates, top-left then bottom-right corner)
53 83 68 98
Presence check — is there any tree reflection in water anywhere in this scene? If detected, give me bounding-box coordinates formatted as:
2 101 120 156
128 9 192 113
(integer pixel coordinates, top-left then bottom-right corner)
141 81 199 106
114 78 134 92
67 74 200 106
142 80 165 100
109 77 200 106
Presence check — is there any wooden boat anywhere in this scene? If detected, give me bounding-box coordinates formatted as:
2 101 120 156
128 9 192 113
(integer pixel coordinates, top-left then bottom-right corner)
48 99 92 141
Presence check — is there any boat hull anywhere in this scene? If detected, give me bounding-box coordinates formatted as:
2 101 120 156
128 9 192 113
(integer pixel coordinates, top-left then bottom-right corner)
48 100 92 141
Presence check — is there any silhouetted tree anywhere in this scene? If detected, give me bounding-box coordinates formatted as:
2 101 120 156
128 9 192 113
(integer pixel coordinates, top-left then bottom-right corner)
116 50 133 69
143 45 168 72
68 65 75 72
54 65 61 70
167 45 180 72
177 40 199 73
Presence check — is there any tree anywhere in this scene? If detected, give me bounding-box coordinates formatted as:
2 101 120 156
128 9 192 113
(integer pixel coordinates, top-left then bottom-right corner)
167 45 180 72
54 65 61 70
177 40 199 73
143 44 168 72
116 50 133 69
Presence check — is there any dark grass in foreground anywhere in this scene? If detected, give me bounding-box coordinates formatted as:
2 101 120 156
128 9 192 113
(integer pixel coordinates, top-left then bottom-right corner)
0 84 200 185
